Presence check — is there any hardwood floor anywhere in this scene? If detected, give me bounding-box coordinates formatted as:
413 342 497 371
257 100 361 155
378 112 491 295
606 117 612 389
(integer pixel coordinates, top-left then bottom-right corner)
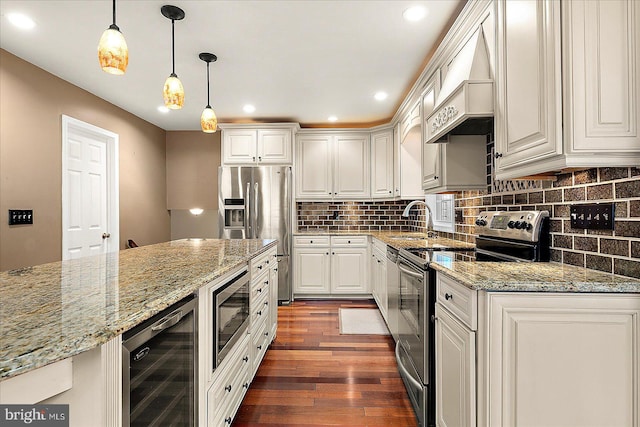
234 299 418 426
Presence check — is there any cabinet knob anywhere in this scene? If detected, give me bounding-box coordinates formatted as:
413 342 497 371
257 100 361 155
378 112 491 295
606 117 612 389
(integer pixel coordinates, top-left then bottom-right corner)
257 288 262 293
252 156 256 161
495 152 503 159
259 156 262 161
225 417 232 425
265 331 269 336
225 384 232 392
347 240 351 244
257 265 263 270
434 176 439 180
243 382 250 389
243 356 249 362
257 345 262 350
274 268 278 272
389 190 392 193
326 252 329 255
310 240 313 243
445 293 453 300
332 252 335 255
258 310 262 316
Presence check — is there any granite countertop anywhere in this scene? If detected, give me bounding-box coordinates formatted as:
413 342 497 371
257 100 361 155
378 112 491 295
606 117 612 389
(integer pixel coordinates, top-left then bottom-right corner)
0 238 276 380
430 258 640 293
295 230 476 251
295 230 639 293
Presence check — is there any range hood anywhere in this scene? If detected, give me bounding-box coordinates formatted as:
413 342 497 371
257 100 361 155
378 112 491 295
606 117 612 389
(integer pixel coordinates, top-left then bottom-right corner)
425 27 493 143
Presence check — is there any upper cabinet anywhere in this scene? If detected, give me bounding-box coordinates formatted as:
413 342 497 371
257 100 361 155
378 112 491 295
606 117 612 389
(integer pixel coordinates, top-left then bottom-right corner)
494 0 563 175
421 73 442 188
296 132 370 200
371 129 394 198
220 124 298 165
495 0 640 179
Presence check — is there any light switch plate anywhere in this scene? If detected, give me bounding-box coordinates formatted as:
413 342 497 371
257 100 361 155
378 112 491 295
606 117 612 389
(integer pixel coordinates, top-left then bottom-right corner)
570 203 614 230
9 209 34 225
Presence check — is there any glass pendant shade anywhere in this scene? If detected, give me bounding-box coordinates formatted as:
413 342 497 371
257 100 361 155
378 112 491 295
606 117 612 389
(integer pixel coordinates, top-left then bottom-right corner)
163 74 184 109
201 106 217 133
98 27 128 75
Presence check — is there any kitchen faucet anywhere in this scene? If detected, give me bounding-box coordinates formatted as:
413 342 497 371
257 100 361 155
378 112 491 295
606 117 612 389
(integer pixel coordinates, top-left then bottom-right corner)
402 200 437 238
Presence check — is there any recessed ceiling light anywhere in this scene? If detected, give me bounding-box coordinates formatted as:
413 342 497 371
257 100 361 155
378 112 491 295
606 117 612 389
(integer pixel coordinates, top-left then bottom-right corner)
403 6 428 22
157 106 170 113
7 12 36 30
374 91 388 101
243 104 256 113
328 116 338 122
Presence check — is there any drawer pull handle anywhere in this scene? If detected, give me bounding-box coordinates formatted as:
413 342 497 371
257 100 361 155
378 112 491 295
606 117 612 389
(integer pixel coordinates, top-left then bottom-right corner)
243 356 249 362
225 416 232 424
225 384 232 393
445 293 453 300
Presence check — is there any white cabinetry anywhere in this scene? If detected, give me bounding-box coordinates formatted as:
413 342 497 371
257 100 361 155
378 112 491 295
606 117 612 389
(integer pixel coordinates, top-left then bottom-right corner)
435 274 477 427
220 124 297 165
399 101 424 199
370 129 394 198
435 271 640 427
370 239 388 321
495 0 640 179
250 248 277 376
494 0 562 176
484 292 640 427
293 235 369 296
421 73 441 188
296 133 370 200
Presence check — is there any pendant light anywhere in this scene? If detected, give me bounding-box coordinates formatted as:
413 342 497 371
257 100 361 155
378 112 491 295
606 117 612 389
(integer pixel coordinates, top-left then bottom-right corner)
161 5 185 109
98 0 128 75
199 52 218 133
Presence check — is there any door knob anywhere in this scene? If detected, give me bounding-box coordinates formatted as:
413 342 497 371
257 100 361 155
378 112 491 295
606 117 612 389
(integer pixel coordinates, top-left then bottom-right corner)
102 233 111 239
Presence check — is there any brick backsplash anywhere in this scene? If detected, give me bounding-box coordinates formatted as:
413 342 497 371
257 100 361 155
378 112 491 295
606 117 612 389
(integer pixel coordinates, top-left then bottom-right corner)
295 149 640 279
296 200 426 232
451 166 640 279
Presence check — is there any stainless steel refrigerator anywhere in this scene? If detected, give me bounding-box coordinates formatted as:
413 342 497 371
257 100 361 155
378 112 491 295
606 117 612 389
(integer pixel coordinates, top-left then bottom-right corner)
218 166 292 303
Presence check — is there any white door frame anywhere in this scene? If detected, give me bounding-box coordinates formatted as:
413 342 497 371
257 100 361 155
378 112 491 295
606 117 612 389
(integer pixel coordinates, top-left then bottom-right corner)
62 115 119 259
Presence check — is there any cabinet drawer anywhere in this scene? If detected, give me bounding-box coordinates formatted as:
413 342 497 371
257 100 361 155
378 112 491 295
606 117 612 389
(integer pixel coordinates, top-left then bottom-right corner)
330 235 367 247
372 237 386 253
250 248 276 277
293 235 330 247
251 273 270 302
437 273 477 330
251 290 269 325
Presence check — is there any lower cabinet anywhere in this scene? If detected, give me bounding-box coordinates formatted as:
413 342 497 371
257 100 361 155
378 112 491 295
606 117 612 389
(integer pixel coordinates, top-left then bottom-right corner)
293 235 369 296
435 272 640 427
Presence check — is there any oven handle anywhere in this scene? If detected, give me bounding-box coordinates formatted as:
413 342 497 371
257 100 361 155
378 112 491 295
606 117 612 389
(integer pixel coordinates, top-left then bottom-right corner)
475 248 528 262
395 341 423 390
398 262 424 278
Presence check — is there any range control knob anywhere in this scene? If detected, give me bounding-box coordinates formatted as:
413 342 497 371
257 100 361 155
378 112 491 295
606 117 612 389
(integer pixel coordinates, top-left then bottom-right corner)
514 221 524 229
525 222 533 231
475 218 487 226
507 220 516 229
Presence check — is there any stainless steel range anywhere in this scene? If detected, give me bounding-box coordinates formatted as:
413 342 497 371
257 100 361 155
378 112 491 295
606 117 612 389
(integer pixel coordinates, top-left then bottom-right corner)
394 210 550 426
474 210 550 262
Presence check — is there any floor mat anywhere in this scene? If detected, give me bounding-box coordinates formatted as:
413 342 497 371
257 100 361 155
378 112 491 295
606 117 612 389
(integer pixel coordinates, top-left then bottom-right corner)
338 308 389 335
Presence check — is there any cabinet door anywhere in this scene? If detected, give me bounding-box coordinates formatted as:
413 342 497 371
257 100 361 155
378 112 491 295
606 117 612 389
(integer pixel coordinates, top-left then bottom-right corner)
257 129 292 164
393 123 401 198
435 304 476 427
495 0 562 172
223 130 257 164
485 292 640 427
371 130 394 198
378 253 388 321
563 0 640 153
422 73 442 190
334 134 370 199
330 247 368 294
293 247 330 294
295 135 332 199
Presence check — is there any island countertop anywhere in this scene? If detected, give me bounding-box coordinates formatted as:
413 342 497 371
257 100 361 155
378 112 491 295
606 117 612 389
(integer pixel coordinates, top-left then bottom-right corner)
0 238 276 380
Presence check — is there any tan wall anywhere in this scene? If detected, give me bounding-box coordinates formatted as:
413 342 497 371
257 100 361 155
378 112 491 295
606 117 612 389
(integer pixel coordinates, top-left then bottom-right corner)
0 49 170 271
166 131 220 210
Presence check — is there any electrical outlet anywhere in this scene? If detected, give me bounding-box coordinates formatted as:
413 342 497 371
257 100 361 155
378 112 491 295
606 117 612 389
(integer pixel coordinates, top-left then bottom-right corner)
570 203 614 230
9 209 33 225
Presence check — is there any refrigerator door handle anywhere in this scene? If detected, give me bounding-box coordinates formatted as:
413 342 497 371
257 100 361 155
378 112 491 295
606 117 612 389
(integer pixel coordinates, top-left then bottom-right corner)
246 181 251 236
254 182 259 239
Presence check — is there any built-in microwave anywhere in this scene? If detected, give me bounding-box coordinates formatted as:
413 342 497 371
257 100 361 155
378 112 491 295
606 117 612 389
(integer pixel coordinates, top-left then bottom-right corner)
212 269 250 369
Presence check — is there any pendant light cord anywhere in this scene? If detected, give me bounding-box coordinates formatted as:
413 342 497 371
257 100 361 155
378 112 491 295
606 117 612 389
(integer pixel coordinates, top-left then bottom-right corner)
206 61 211 108
112 0 116 25
171 19 176 75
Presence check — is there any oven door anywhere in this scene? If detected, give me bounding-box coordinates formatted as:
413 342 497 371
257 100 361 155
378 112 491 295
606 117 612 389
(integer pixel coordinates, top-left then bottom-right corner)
397 257 426 383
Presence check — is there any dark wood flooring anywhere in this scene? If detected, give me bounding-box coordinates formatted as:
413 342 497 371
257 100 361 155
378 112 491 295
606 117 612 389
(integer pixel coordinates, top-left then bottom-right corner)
233 299 418 426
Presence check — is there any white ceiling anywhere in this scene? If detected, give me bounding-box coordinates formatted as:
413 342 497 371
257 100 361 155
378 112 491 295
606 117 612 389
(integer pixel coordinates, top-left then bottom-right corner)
0 0 463 130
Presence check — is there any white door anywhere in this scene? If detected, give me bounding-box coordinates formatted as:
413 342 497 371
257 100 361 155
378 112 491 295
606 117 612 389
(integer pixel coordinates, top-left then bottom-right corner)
62 116 119 260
